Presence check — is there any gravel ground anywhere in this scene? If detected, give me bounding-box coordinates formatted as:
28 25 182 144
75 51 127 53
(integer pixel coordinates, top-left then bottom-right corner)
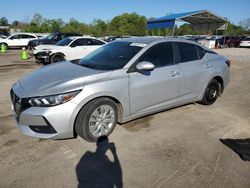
215 48 250 63
0 49 249 188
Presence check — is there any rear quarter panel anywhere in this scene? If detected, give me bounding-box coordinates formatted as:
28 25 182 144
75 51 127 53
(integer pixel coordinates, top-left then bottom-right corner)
200 53 230 97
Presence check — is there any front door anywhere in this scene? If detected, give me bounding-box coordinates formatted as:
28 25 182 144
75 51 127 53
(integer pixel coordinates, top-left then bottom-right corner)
129 42 180 114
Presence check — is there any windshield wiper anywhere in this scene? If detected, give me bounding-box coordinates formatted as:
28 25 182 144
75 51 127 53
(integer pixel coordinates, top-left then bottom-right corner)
80 64 100 69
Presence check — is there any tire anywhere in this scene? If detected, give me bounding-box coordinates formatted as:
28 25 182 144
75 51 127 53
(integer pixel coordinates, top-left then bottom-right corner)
201 79 220 105
75 97 118 142
50 53 65 63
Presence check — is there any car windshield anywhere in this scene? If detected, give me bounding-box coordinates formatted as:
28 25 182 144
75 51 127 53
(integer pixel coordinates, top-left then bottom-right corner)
45 34 56 40
242 37 250 41
56 38 73 46
79 42 143 70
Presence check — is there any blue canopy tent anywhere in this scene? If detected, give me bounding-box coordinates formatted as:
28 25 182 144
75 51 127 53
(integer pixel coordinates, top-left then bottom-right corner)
147 10 228 36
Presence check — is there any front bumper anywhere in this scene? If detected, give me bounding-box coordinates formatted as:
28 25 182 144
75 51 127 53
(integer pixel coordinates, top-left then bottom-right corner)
33 52 50 63
11 92 79 139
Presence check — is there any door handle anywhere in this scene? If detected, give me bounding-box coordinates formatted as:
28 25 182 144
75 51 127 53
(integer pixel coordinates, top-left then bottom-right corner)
206 64 212 69
170 71 180 77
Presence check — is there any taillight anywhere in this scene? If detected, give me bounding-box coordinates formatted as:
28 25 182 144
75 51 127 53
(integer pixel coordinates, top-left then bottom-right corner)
225 60 231 67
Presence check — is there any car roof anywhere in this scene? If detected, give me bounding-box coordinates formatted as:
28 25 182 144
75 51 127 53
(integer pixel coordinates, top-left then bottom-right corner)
116 36 200 45
68 36 104 40
11 33 37 36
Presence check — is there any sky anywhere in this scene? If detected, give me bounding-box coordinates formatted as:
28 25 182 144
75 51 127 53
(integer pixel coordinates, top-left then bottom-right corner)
0 0 249 25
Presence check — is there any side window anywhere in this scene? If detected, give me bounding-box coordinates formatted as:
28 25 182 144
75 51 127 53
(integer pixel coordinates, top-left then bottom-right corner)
9 34 20 39
52 34 60 41
20 34 35 39
197 46 206 59
70 39 86 47
61 34 67 39
29 35 36 38
93 39 105 45
139 42 174 68
86 39 105 45
177 42 198 62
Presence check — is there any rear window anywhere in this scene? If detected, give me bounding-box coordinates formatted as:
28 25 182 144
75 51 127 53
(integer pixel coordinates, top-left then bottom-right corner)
86 39 105 45
177 42 198 62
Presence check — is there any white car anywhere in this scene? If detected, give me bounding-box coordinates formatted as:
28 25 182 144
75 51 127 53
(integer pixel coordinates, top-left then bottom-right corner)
240 37 250 47
0 33 38 48
33 36 107 64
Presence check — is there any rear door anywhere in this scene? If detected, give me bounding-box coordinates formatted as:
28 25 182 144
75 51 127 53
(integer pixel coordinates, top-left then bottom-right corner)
74 38 106 59
175 42 211 100
66 38 87 60
85 38 105 52
20 34 36 46
129 42 180 114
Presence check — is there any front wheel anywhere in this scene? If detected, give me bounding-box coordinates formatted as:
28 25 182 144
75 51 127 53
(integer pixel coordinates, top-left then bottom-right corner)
200 79 220 105
50 53 65 63
75 98 118 142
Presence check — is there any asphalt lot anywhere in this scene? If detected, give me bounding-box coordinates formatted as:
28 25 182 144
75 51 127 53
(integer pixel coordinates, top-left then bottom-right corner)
0 49 250 187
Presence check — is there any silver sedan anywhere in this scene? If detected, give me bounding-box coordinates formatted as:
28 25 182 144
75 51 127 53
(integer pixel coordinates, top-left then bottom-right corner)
10 37 230 142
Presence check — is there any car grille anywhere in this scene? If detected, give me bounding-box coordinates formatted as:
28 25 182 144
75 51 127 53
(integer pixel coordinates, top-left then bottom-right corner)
10 89 31 120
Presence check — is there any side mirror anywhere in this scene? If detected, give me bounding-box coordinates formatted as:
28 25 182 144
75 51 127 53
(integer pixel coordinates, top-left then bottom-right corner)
136 61 155 72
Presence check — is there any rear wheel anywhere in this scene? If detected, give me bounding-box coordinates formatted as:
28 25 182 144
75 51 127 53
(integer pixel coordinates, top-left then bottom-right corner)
75 98 118 142
201 79 220 105
50 53 65 63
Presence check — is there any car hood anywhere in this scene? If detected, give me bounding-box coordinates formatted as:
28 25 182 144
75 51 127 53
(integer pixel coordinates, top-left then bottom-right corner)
34 44 62 51
13 62 112 97
0 38 7 42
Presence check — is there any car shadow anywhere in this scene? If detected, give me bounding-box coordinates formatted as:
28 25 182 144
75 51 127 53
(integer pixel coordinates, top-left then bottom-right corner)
76 136 123 188
220 138 250 161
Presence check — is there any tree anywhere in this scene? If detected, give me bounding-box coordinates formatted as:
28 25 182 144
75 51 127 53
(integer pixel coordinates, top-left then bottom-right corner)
176 24 198 35
110 13 147 36
50 19 64 32
90 19 108 36
31 13 43 26
239 18 250 31
0 17 9 26
12 20 19 27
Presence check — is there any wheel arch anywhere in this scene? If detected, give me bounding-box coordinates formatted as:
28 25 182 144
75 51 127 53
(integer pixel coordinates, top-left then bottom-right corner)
50 52 66 58
199 74 224 100
0 42 8 48
212 76 224 94
72 95 124 137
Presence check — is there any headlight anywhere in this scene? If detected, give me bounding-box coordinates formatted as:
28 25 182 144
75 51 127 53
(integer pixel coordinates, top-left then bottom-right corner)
28 90 81 107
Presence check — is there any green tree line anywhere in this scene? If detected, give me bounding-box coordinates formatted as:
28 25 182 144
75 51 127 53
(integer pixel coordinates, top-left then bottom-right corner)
1 13 250 37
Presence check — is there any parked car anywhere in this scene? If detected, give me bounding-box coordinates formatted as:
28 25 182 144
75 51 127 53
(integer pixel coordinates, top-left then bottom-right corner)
216 36 241 48
0 30 10 39
27 32 82 49
10 37 230 142
239 37 250 47
33 36 107 64
105 36 131 42
0 33 38 49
